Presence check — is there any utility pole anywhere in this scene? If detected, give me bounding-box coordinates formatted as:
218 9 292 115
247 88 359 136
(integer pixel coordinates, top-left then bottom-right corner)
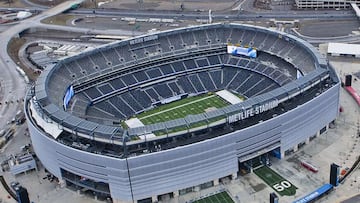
92 0 97 14
137 0 143 10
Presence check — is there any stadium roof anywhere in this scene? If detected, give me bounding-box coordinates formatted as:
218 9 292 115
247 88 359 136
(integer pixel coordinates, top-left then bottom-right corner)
32 23 333 142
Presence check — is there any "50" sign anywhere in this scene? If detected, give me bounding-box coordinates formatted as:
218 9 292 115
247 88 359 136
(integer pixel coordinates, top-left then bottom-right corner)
273 181 292 192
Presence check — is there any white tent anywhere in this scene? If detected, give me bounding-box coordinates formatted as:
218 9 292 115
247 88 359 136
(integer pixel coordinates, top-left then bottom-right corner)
327 43 360 58
16 11 32 19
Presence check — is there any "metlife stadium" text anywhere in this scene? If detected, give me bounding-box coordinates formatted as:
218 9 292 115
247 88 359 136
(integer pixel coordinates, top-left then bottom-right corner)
228 100 279 123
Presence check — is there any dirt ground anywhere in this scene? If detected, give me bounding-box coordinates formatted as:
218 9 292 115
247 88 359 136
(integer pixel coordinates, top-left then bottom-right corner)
7 38 38 82
27 0 64 6
86 0 239 12
0 0 26 8
18 0 239 11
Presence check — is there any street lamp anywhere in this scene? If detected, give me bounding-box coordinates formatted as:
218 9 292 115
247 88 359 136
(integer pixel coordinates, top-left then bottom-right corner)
137 0 143 10
92 0 97 14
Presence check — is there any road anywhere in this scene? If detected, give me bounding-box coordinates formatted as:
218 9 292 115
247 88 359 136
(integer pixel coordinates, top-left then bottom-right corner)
0 6 357 20
0 0 85 135
292 28 360 44
57 8 359 20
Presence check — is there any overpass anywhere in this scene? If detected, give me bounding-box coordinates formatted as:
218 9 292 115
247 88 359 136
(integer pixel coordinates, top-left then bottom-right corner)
0 0 84 132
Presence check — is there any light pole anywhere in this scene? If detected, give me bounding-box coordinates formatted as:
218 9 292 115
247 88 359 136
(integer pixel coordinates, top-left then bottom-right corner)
137 0 143 10
92 0 97 14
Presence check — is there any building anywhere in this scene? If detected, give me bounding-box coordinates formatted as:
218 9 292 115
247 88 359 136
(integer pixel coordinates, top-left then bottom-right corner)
295 0 360 9
25 23 340 203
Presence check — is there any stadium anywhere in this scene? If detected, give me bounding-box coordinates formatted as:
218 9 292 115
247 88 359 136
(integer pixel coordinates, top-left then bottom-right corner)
25 23 340 203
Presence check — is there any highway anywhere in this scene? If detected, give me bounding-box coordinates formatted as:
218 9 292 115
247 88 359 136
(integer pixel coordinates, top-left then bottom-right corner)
0 6 356 20
0 0 85 133
69 8 356 20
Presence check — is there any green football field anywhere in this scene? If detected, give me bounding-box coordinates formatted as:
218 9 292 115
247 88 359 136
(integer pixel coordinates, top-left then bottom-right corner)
193 191 234 203
254 166 297 196
138 94 229 125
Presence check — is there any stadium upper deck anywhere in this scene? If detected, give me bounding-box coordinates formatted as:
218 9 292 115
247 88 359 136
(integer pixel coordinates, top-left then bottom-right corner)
31 23 331 145
26 23 340 202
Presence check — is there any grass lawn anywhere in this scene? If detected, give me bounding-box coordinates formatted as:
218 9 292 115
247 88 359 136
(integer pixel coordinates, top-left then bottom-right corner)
138 94 229 125
193 191 234 203
254 166 297 196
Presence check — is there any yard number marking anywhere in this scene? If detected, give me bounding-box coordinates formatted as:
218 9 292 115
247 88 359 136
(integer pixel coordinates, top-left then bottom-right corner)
273 181 292 192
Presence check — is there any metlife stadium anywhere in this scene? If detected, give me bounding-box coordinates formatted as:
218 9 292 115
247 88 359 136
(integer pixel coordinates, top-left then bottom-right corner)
25 23 340 203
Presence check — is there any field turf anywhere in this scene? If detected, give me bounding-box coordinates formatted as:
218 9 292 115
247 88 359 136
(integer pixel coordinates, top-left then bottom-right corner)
193 191 234 203
138 94 229 125
254 166 297 196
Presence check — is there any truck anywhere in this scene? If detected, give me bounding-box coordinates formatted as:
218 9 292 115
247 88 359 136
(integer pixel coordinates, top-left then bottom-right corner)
15 110 25 125
0 127 15 148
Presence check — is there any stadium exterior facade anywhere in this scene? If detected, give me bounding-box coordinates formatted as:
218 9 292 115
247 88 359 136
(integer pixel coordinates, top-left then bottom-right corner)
25 23 340 203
